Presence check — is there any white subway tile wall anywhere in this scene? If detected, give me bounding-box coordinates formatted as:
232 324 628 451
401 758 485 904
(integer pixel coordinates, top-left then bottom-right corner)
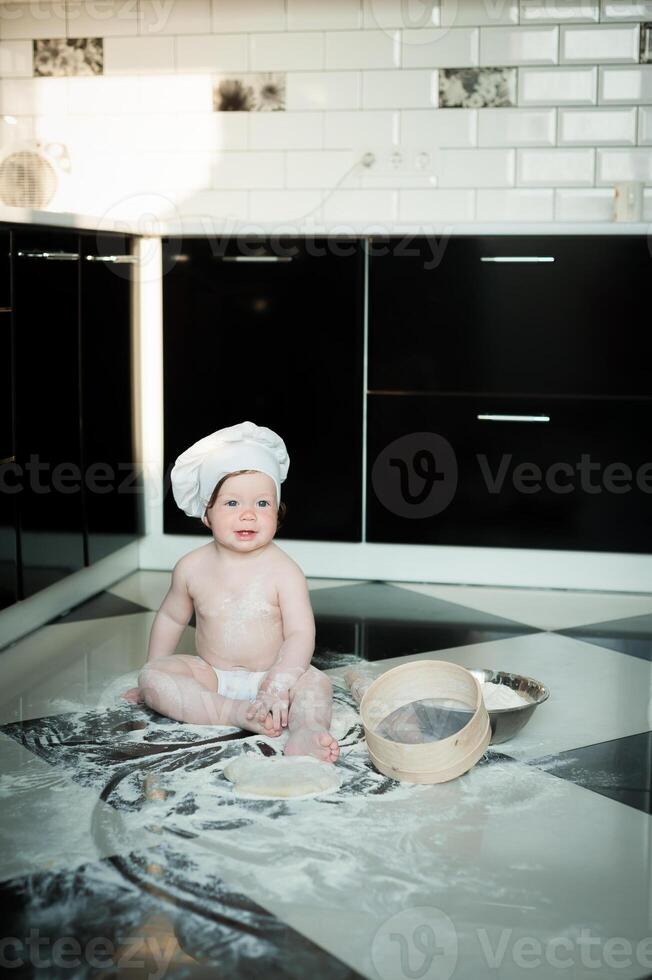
599 64 652 101
66 0 139 39
480 26 558 65
517 146 596 183
250 32 324 72
558 106 637 142
362 69 438 108
0 0 648 224
140 0 212 37
560 23 640 61
639 105 652 140
401 28 479 68
401 108 478 146
398 188 475 221
478 107 557 143
175 34 248 73
519 66 599 103
476 186 555 218
0 39 32 77
325 29 399 70
103 37 175 75
520 2 600 23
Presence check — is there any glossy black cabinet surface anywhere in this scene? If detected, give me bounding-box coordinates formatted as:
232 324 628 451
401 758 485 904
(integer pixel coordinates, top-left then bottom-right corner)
0 229 17 609
13 230 85 597
80 233 142 564
366 394 652 554
163 237 364 540
368 236 652 398
3 224 142 605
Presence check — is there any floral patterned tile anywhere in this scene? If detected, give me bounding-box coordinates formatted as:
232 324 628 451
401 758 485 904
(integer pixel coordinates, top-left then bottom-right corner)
33 38 103 77
439 67 516 108
641 23 652 64
213 72 286 112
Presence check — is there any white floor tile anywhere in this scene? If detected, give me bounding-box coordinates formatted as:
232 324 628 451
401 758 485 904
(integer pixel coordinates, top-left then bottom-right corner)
108 570 171 610
339 630 651 760
0 613 197 724
0 734 129 881
390 580 652 629
175 754 650 980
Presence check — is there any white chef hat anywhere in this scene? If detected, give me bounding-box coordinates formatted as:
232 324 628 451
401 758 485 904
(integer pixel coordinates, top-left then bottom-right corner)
170 421 290 518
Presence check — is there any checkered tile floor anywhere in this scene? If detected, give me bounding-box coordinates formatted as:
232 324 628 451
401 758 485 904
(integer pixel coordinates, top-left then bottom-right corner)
0 573 650 979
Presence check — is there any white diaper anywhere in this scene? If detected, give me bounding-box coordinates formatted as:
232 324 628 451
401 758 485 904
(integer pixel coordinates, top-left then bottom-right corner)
212 668 266 702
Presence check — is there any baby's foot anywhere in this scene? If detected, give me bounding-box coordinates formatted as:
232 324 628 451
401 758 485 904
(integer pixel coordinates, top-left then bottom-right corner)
284 727 340 763
121 687 143 704
227 699 282 737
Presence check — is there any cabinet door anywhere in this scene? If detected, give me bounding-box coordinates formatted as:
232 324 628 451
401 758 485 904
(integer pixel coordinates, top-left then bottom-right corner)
0 228 18 609
13 230 85 597
163 237 364 541
80 232 143 563
368 236 652 398
366 394 652 553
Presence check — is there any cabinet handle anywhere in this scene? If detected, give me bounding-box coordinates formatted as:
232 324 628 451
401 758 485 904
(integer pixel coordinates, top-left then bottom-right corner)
0 455 16 464
477 414 551 423
85 255 137 264
17 250 80 261
221 256 293 263
480 256 555 263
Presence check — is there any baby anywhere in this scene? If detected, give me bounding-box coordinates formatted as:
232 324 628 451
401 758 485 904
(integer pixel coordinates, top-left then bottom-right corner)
123 421 339 763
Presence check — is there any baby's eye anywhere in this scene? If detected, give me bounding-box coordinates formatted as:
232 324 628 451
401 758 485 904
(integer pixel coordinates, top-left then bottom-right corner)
225 500 238 507
257 500 270 508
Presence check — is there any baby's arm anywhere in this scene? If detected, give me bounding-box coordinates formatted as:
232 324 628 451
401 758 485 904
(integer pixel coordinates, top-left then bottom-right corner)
246 562 315 728
146 558 194 663
121 558 194 701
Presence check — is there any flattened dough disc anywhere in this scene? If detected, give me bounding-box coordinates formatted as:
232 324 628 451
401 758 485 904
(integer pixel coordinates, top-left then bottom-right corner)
223 754 342 800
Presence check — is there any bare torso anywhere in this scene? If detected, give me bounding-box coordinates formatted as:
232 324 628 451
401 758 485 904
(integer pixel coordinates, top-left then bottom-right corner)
185 542 286 671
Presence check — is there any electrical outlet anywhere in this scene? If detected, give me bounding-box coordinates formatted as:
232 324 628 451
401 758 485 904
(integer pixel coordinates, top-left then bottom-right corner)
359 147 437 185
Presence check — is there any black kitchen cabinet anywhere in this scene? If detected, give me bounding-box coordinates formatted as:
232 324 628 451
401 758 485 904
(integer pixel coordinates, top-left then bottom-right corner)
0 229 18 610
162 237 364 541
1 223 142 607
368 236 652 399
80 232 142 563
367 235 652 554
13 229 85 597
366 394 652 554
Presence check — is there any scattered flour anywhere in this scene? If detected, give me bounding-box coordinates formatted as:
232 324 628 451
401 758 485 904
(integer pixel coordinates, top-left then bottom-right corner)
482 682 530 711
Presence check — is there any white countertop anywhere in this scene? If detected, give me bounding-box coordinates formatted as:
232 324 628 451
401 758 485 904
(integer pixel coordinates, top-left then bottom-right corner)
0 206 650 237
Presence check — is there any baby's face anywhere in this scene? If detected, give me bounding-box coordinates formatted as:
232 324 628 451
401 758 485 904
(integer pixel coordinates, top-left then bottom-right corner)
204 472 278 554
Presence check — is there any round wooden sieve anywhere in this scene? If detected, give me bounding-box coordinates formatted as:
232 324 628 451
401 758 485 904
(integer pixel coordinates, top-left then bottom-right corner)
359 659 491 784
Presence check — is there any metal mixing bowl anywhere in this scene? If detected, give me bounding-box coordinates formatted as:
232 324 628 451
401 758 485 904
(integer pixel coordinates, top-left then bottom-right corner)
467 668 550 745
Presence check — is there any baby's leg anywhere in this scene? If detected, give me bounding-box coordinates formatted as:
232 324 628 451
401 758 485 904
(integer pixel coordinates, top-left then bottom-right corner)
284 666 339 763
138 655 281 734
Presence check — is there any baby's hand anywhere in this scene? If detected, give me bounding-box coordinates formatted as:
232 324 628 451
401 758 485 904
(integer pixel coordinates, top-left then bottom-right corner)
121 686 143 704
246 691 290 732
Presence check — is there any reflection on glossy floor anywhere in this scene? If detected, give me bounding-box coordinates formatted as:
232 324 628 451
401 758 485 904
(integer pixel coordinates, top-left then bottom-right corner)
0 572 651 979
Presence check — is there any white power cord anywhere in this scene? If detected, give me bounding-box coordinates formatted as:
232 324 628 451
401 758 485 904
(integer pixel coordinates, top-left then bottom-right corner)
284 150 377 224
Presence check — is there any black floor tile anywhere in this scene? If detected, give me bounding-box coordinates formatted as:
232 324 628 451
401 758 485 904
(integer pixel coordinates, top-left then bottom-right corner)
53 592 151 624
310 582 530 629
527 731 652 814
559 612 652 662
311 583 536 662
0 855 360 980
